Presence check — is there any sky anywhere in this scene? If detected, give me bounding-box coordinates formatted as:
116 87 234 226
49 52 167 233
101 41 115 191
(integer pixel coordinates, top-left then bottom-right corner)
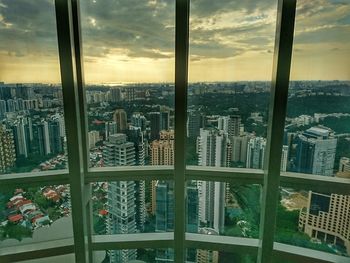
0 0 349 84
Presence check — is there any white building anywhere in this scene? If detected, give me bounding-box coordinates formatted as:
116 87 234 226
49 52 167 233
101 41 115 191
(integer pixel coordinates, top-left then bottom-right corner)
197 129 230 233
103 134 138 263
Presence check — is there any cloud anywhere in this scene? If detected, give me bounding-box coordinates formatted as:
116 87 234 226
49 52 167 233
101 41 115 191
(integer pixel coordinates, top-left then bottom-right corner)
80 0 175 60
0 0 59 61
0 0 349 66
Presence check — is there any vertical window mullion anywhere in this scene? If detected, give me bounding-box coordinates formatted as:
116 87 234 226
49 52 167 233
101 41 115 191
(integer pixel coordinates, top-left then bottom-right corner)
70 0 93 260
174 0 190 262
257 0 296 263
71 0 89 173
55 0 90 262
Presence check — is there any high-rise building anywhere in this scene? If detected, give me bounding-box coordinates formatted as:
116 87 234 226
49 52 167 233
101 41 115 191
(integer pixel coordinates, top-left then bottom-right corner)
150 130 174 166
0 125 16 173
217 115 241 138
37 120 51 156
155 181 174 232
149 112 161 141
113 109 127 133
197 129 230 233
150 130 174 215
124 87 135 102
187 110 204 139
295 127 337 176
187 181 200 234
6 99 16 112
0 100 6 119
14 84 34 99
0 86 12 100
155 180 199 263
105 121 117 140
12 117 31 158
299 191 350 255
160 109 170 131
131 113 147 131
196 228 219 263
197 129 231 167
103 134 138 262
49 120 63 154
110 88 121 102
246 137 266 169
107 181 138 263
154 181 174 263
88 130 100 149
127 127 146 166
231 135 250 164
281 145 289 172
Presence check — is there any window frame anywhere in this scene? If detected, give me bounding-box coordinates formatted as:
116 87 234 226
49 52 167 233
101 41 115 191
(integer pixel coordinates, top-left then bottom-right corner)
0 0 350 262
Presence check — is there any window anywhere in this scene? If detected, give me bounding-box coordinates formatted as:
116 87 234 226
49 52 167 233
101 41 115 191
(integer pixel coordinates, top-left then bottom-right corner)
0 0 349 263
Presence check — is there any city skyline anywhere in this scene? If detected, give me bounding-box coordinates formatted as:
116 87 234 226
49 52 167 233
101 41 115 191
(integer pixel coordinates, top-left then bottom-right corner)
0 0 349 83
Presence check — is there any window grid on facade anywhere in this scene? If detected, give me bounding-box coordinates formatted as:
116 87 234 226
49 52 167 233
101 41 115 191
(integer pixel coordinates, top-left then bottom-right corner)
0 0 350 263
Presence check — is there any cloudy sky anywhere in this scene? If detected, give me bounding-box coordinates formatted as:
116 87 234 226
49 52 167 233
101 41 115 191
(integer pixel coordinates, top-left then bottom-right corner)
0 0 349 83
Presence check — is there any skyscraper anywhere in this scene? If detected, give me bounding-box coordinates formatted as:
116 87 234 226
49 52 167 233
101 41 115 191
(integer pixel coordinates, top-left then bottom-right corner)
37 120 51 156
160 108 170 131
127 126 146 166
187 110 204 139
196 228 219 263
197 128 230 233
49 120 63 154
231 135 250 165
113 109 127 133
217 115 241 138
12 117 31 158
149 112 161 141
88 130 100 149
110 88 121 102
246 137 266 169
197 129 231 167
131 112 147 131
150 130 174 215
150 130 174 166
280 145 289 172
124 87 135 102
155 180 199 263
103 134 138 263
0 100 6 119
105 121 117 140
295 127 337 176
0 125 16 173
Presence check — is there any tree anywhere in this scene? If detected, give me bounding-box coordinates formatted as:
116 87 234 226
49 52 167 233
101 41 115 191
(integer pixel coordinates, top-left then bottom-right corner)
2 222 32 241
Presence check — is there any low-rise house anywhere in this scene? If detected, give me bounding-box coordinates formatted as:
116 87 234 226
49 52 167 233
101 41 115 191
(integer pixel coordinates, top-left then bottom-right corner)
8 214 23 223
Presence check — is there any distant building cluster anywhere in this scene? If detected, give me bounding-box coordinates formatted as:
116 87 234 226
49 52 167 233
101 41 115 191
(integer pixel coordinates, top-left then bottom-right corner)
0 84 66 174
1 81 350 261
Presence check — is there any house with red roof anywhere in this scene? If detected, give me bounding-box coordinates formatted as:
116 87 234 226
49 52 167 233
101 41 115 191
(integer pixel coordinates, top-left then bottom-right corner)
8 214 23 223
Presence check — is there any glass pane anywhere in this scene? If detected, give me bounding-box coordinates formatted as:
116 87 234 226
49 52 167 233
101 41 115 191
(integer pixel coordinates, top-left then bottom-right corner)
92 180 173 235
187 0 277 168
275 187 350 257
0 185 73 248
186 181 261 239
0 0 67 175
93 248 173 263
18 254 75 263
283 0 350 178
187 249 256 263
80 0 175 169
